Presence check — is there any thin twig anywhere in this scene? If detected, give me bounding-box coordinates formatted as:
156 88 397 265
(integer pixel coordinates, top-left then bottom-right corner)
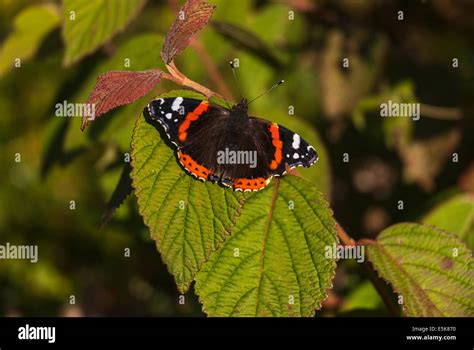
420 103 463 120
335 223 356 246
162 62 221 99
335 222 400 316
360 258 401 316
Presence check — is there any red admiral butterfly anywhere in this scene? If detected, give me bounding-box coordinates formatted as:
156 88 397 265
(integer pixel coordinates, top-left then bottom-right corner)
146 96 318 191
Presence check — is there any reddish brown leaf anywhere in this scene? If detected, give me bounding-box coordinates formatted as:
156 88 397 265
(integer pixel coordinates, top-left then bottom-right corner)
81 70 163 130
161 0 216 64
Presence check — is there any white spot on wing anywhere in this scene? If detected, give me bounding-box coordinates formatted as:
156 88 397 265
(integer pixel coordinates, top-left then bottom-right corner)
165 113 172 119
292 134 301 149
293 153 300 159
171 97 183 111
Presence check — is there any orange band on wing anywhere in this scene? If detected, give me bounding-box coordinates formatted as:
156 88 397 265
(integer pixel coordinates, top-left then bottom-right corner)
233 177 272 191
178 150 211 180
178 101 209 142
268 123 282 170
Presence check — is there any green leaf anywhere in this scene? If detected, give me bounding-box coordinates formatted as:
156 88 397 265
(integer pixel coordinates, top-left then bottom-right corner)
130 90 246 292
422 194 474 249
62 0 146 65
195 177 337 316
0 4 60 77
366 223 474 317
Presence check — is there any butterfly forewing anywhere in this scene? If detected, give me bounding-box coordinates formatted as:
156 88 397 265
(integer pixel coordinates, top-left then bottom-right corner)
147 97 204 147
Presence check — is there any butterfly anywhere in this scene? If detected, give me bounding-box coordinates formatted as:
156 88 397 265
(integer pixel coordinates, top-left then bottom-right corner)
146 96 318 191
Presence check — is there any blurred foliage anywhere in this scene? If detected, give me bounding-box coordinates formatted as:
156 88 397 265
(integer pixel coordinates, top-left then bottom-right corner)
0 3 60 76
0 0 473 316
62 0 147 65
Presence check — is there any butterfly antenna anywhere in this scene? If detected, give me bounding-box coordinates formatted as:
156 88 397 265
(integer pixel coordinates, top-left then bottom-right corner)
229 61 243 100
248 80 285 104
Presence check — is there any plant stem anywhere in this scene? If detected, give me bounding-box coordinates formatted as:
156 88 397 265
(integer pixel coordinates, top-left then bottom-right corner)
162 62 221 99
420 103 462 120
335 223 356 246
360 256 401 317
335 222 400 316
